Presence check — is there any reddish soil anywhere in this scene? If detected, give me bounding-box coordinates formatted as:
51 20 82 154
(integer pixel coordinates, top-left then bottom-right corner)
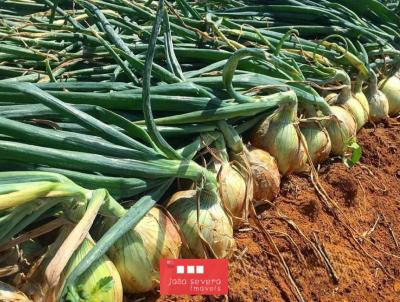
130 118 400 302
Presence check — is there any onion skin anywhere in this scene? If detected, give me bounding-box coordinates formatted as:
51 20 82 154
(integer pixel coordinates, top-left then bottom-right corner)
105 208 181 294
56 236 123 302
250 103 308 175
329 92 368 131
325 93 338 104
354 90 370 120
300 122 331 164
324 70 366 131
218 162 247 228
368 90 389 122
367 72 389 123
325 106 357 156
341 95 368 131
167 189 235 259
248 147 280 207
379 76 400 115
0 282 31 302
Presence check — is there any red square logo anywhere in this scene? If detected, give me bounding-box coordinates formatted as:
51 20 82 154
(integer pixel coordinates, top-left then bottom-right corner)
160 259 228 295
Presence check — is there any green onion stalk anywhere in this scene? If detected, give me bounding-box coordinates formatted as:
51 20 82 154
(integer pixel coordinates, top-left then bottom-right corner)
0 114 235 262
0 88 227 113
19 4 224 299
246 0 400 118
0 172 92 243
0 171 131 243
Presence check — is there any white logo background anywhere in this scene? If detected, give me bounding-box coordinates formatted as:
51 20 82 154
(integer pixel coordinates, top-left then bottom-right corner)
176 265 204 274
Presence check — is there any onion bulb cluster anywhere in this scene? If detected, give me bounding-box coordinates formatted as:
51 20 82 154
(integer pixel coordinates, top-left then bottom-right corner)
328 72 368 131
250 99 308 175
248 147 280 206
167 188 235 259
101 207 182 293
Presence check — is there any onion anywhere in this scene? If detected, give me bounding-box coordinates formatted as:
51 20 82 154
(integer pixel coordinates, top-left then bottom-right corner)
58 236 123 302
340 95 368 131
218 162 247 227
248 147 280 207
325 92 338 104
379 75 400 115
354 88 370 120
102 207 181 294
212 133 249 228
367 72 389 122
300 121 331 164
28 228 123 302
250 100 308 175
214 121 253 228
0 282 31 302
323 71 367 131
167 188 235 258
330 72 368 131
368 90 389 122
325 106 357 156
